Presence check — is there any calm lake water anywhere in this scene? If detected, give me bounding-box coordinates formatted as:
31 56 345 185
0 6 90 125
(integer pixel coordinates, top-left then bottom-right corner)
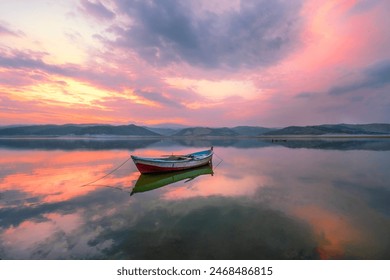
0 138 389 260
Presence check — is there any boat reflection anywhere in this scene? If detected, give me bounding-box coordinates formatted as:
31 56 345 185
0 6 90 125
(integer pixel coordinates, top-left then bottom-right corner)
131 164 214 196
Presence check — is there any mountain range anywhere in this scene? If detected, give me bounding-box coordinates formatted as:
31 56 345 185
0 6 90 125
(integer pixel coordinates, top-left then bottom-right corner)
263 123 390 136
0 123 389 137
0 124 159 136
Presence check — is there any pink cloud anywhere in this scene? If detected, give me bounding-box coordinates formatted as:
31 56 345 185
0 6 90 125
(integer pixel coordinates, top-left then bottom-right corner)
0 0 389 126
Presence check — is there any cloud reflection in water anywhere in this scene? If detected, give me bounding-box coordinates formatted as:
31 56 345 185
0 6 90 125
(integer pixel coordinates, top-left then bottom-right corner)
0 140 389 259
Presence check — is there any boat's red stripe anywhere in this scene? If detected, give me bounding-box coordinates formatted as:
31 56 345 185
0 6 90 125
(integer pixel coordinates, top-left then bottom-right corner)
135 162 208 174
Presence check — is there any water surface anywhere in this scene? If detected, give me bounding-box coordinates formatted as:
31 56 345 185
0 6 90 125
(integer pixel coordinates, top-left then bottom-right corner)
0 138 389 259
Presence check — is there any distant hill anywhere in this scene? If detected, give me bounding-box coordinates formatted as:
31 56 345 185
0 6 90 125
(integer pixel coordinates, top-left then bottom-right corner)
173 127 239 137
264 123 390 136
144 127 178 136
0 124 160 136
1 123 389 137
172 126 276 137
231 126 275 136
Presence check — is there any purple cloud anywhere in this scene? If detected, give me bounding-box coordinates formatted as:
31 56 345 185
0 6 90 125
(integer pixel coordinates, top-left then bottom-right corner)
108 0 302 69
79 0 115 21
0 23 24 37
135 90 184 108
0 48 75 75
329 60 390 96
0 48 133 90
295 92 317 99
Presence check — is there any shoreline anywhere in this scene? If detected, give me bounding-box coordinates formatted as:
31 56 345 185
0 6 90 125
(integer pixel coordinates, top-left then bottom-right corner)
256 134 390 139
1 134 390 140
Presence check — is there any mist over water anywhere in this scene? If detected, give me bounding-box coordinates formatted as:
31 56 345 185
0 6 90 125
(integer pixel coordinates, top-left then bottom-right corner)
0 138 389 259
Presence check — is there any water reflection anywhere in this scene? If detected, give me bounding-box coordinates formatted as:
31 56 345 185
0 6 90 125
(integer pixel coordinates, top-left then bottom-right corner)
1 137 390 151
131 165 213 196
0 139 389 259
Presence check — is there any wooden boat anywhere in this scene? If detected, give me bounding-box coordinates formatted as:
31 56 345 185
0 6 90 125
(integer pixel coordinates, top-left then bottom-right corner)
131 164 213 195
131 147 213 174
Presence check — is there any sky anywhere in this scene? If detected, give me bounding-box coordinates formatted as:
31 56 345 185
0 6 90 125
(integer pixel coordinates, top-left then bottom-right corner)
0 0 389 127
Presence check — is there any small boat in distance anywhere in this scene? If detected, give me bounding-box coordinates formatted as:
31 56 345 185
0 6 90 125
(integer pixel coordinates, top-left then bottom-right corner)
131 147 213 174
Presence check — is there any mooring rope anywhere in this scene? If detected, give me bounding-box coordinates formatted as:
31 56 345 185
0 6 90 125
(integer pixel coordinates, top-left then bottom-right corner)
213 151 224 169
80 155 133 187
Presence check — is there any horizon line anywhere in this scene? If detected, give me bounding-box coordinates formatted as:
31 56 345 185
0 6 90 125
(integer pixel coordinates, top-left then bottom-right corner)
1 122 390 128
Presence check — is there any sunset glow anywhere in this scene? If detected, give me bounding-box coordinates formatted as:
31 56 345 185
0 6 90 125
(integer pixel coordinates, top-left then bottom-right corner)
0 0 389 126
0 149 137 204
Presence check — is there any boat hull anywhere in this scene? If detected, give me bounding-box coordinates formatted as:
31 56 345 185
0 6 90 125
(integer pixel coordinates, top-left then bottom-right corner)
131 148 213 174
